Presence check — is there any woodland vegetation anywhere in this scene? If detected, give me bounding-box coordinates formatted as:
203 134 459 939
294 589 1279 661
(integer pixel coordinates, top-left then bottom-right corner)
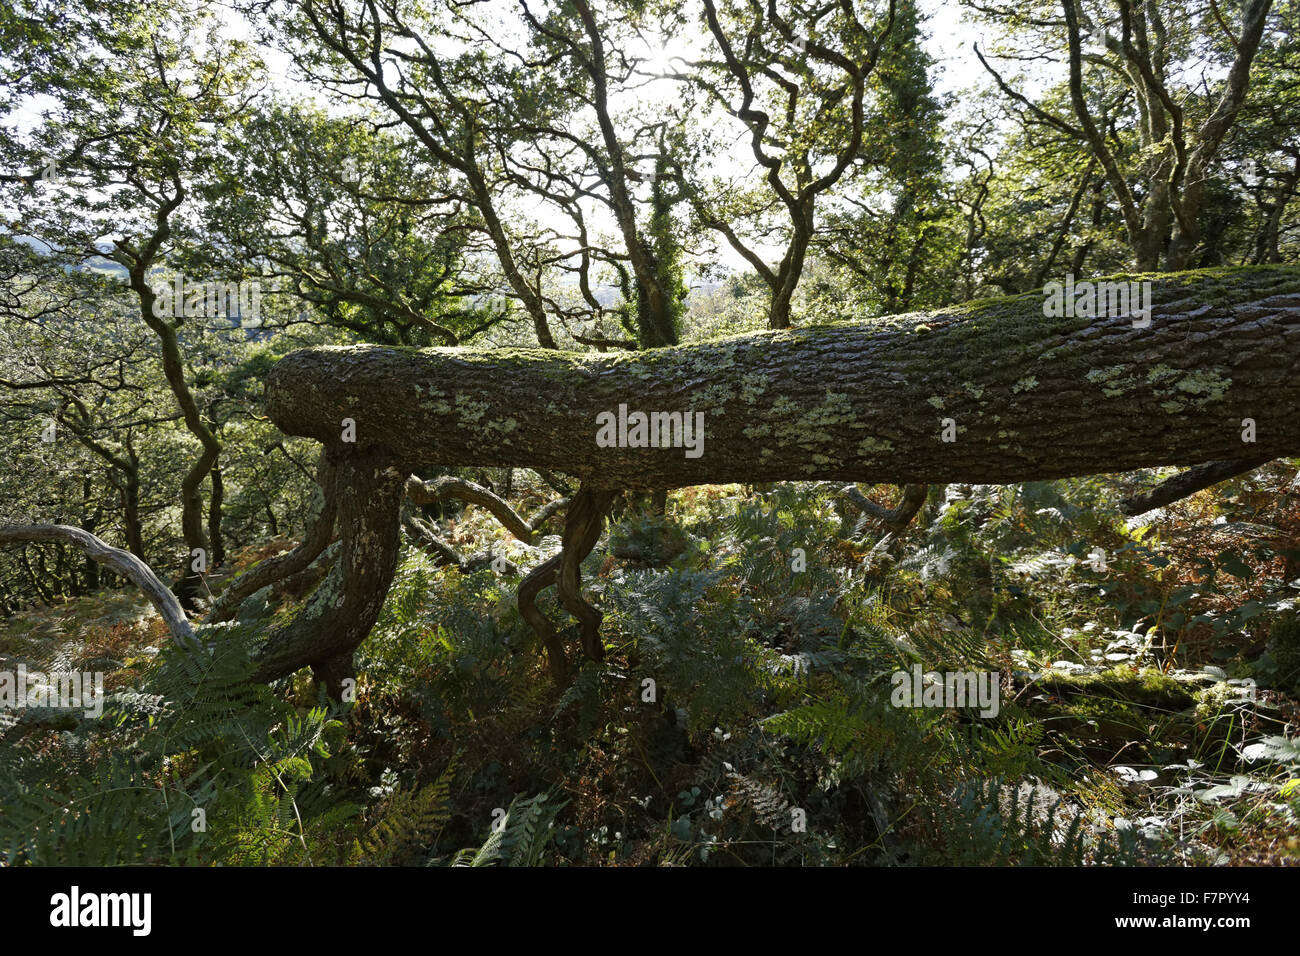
1 0 1299 866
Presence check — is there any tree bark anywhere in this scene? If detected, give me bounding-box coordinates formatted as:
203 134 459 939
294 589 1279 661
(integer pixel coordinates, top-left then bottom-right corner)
120 468 146 560
129 264 222 608
208 457 225 568
265 267 1300 490
249 446 406 685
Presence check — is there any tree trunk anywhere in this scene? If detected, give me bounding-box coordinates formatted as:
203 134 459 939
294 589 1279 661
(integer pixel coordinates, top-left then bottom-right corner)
248 265 1300 686
80 477 100 593
130 270 222 608
1252 157 1299 265
249 446 406 685
121 470 146 560
208 458 225 568
265 267 1300 490
768 212 812 330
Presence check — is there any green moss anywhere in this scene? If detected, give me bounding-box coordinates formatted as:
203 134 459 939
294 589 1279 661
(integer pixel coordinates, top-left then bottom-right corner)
738 372 768 404
1173 369 1231 404
1086 366 1129 397
856 436 894 456
1192 682 1244 723
281 268 1300 406
1037 665 1195 710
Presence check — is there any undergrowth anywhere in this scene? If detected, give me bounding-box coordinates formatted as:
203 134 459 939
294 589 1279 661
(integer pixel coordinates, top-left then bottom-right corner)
3 464 1299 865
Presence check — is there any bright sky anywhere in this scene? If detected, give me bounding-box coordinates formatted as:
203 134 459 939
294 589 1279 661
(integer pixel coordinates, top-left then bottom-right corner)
920 0 988 96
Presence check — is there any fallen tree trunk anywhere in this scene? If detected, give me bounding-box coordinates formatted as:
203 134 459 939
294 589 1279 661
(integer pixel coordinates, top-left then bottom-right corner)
266 267 1300 488
254 266 1300 685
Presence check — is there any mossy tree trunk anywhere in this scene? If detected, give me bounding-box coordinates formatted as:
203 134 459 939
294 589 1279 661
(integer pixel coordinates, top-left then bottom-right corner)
249 445 406 686
253 266 1300 683
267 267 1300 488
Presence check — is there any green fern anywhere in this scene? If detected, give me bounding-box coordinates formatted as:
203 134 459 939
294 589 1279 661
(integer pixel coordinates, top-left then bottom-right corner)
453 792 564 867
356 760 457 866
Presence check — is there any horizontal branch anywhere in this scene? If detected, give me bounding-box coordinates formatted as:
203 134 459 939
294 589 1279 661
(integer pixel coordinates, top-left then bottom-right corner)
1119 457 1271 516
406 475 535 542
265 267 1300 489
402 514 520 575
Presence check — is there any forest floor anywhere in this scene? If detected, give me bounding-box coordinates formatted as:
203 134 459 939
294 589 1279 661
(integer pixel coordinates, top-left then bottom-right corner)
2 470 1300 865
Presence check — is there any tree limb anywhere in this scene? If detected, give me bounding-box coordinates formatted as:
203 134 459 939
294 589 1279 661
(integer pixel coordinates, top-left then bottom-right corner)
406 474 535 542
208 455 339 623
833 484 931 533
1119 458 1272 516
0 524 198 650
401 513 520 575
266 267 1300 489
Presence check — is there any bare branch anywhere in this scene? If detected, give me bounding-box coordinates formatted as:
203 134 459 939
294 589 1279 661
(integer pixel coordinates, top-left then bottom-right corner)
1119 458 1272 516
0 524 197 650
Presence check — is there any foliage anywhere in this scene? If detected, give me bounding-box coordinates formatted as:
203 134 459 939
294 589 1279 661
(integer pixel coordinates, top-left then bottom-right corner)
1 0 1298 868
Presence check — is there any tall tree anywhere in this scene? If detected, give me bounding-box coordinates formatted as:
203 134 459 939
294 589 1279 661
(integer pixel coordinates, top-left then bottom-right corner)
209 104 502 347
682 0 896 328
816 0 952 314
971 0 1277 271
2 0 263 605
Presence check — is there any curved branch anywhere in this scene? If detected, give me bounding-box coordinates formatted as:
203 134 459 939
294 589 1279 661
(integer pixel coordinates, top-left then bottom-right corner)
208 455 339 623
518 553 566 683
406 474 534 542
402 513 521 574
834 483 930 533
527 496 571 534
554 486 618 662
0 524 197 650
515 485 616 682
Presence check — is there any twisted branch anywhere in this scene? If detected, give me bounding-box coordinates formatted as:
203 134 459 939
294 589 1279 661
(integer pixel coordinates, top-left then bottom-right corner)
0 524 198 650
